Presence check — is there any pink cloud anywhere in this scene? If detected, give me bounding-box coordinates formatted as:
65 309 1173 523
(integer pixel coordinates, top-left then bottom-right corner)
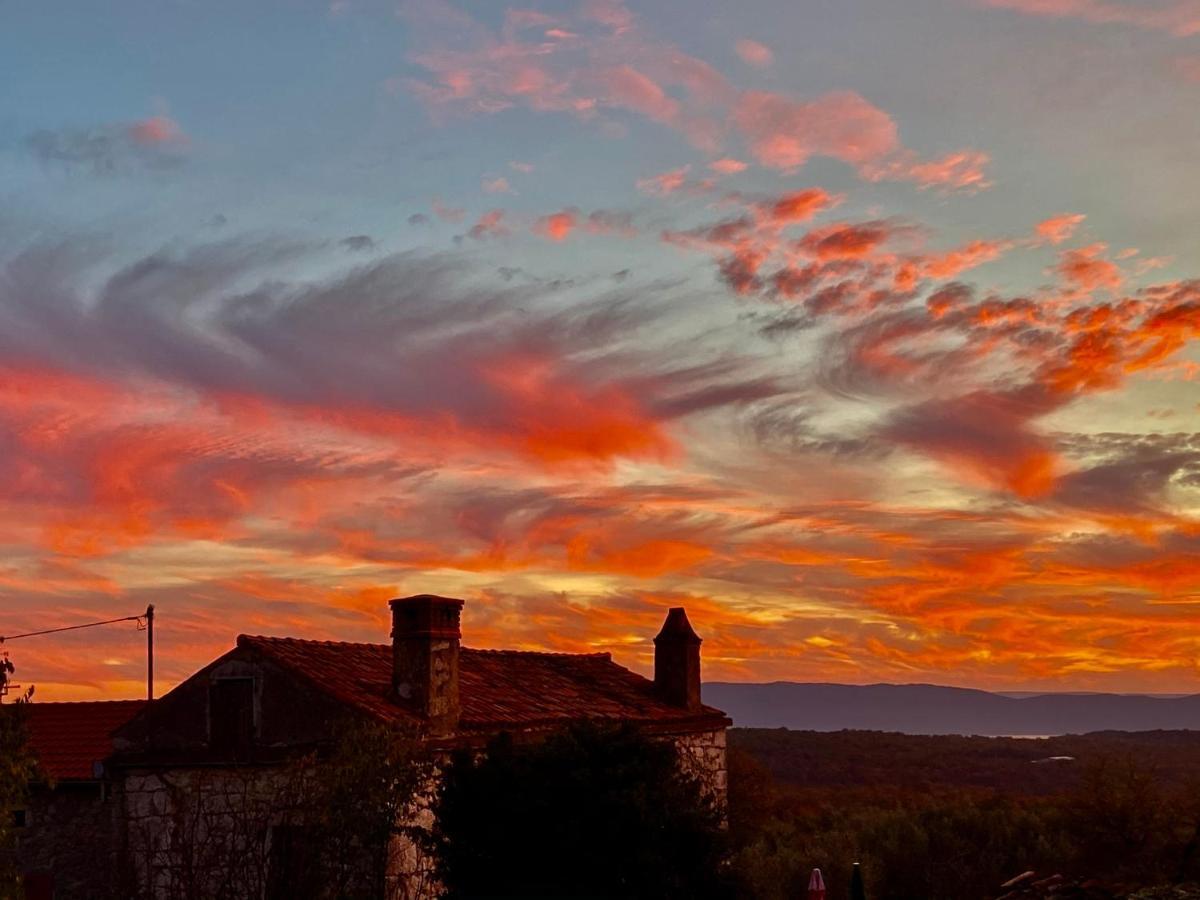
709 158 748 174
735 38 774 67
1035 213 1087 245
580 0 634 33
403 0 989 189
635 165 691 195
482 176 514 194
509 160 535 173
734 89 901 171
432 199 466 223
593 65 681 123
981 0 1200 37
869 150 994 193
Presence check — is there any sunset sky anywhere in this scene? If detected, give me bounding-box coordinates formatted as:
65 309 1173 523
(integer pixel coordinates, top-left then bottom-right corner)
2 0 1199 700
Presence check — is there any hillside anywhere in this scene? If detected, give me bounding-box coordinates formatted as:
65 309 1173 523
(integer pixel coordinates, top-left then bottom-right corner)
729 727 1200 796
705 682 1200 736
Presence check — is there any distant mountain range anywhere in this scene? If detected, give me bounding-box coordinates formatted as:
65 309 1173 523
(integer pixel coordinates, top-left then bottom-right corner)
702 682 1200 736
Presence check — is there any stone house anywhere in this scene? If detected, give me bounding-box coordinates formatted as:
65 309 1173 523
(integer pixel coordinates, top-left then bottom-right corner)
20 595 730 898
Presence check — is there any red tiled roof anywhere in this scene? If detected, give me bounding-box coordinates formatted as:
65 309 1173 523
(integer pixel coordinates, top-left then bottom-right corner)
237 636 729 734
23 700 146 781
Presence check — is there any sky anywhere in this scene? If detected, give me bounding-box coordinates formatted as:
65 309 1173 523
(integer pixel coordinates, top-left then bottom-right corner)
1 0 1198 700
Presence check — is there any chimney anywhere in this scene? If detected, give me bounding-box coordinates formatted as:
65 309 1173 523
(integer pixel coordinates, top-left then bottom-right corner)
389 594 464 734
653 607 702 711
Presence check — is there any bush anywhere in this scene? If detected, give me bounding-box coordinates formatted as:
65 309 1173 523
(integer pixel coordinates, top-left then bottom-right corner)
431 722 731 899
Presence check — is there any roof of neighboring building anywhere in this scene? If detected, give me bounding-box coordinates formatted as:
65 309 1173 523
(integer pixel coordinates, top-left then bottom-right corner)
23 700 146 780
236 635 730 734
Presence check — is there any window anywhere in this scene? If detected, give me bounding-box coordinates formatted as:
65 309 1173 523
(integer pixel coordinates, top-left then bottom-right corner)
209 677 255 757
12 809 26 829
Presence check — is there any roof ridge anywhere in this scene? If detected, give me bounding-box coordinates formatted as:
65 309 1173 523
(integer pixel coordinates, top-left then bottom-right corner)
239 634 386 649
463 647 613 660
239 635 613 661
28 699 147 707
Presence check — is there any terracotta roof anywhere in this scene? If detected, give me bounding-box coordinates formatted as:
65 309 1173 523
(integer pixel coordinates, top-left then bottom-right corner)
237 635 729 734
23 700 146 781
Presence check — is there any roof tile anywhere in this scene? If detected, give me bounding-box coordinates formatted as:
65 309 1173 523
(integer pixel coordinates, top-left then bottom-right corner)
23 700 145 780
237 636 728 732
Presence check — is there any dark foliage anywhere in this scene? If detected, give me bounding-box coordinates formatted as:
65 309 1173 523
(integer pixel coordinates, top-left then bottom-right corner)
1 682 37 900
279 719 433 899
727 729 1200 900
431 722 731 899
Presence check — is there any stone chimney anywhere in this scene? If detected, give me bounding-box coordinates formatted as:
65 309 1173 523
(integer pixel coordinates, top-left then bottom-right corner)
389 594 464 734
653 607 702 711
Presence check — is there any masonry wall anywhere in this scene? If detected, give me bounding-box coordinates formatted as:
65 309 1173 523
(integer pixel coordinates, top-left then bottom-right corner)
671 728 729 813
118 767 282 899
116 766 436 900
18 783 119 900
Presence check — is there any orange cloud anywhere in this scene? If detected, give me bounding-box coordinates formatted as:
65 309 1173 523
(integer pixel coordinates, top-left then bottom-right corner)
867 149 993 193
1035 213 1087 245
533 209 578 240
1056 243 1123 292
128 115 185 145
467 209 508 239
760 188 840 225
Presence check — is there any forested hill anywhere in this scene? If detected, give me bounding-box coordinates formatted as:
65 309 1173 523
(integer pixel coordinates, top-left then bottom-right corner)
729 728 1200 796
704 682 1200 735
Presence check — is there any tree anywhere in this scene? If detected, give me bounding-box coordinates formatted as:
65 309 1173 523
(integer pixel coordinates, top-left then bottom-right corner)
0 674 37 900
430 722 731 899
281 719 434 899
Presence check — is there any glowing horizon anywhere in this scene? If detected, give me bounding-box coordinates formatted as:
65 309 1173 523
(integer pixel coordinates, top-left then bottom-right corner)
2 0 1198 700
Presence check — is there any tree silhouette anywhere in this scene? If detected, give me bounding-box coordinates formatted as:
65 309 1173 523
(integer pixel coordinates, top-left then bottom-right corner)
431 722 731 899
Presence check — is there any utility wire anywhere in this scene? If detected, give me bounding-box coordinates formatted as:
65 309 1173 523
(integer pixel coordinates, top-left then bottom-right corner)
1 613 146 643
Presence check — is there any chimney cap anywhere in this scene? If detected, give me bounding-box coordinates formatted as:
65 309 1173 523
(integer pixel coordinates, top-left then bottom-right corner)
389 594 465 609
654 607 701 644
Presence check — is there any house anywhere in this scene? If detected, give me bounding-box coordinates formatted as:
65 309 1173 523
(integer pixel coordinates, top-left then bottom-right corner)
22 594 730 898
16 699 145 900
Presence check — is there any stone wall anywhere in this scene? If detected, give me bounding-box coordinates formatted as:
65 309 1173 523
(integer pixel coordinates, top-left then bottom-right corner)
118 767 286 899
671 728 729 813
117 765 435 900
18 782 119 900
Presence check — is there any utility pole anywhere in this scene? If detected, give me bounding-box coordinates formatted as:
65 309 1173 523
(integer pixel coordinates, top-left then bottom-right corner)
0 609 157 701
146 604 155 701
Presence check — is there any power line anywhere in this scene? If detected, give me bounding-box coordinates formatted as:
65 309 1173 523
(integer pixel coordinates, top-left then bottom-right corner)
0 605 156 701
0 613 146 643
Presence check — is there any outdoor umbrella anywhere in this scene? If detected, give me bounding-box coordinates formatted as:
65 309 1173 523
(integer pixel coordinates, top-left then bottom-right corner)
807 867 826 900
